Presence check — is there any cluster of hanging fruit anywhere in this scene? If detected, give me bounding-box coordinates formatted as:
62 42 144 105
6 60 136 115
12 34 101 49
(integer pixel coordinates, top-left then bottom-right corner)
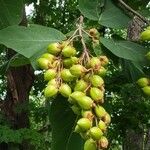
140 26 150 41
37 22 111 150
137 77 150 96
137 26 150 96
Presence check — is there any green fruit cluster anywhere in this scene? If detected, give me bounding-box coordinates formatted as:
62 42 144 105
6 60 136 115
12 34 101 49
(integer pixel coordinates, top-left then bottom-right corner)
37 38 110 149
140 26 150 41
137 77 150 96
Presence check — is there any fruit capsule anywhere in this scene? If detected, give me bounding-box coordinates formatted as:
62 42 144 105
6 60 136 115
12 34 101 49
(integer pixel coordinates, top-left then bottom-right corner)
77 118 92 131
74 79 88 92
90 87 104 102
41 53 55 62
99 56 109 66
90 75 104 87
60 69 75 82
70 64 86 77
140 30 150 41
84 139 97 150
89 57 101 70
80 132 90 140
47 78 57 86
77 96 94 110
44 69 57 81
71 105 81 115
102 112 111 125
44 85 58 98
142 86 150 96
61 41 70 49
98 136 109 149
47 42 61 55
89 127 103 140
59 83 72 97
37 57 50 70
62 45 76 57
137 77 149 87
94 105 106 118
97 66 107 77
63 57 79 68
81 110 94 121
74 125 82 133
98 120 107 132
69 91 85 104
89 28 99 36
146 51 150 61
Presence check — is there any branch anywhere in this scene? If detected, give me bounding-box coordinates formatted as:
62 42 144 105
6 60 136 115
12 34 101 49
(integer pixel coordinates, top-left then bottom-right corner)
118 0 149 25
78 16 90 61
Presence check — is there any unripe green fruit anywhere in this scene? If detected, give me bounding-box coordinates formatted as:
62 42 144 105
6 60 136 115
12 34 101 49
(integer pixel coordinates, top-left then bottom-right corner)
59 83 72 97
81 110 94 121
62 45 76 57
63 57 78 68
84 139 97 150
47 43 61 55
146 51 150 61
94 105 106 118
60 69 74 82
97 66 107 77
44 69 57 81
71 105 81 115
70 64 85 77
74 125 82 133
41 53 55 62
37 57 50 70
61 41 70 49
77 96 93 110
90 75 104 87
80 132 90 140
77 118 91 131
69 91 85 104
90 87 104 102
102 113 111 125
71 56 79 64
98 136 109 149
142 86 150 96
89 57 101 70
48 78 57 86
98 120 107 132
146 26 150 30
140 30 150 41
137 77 149 87
44 85 58 98
84 73 91 82
89 127 103 140
74 79 88 92
99 56 109 66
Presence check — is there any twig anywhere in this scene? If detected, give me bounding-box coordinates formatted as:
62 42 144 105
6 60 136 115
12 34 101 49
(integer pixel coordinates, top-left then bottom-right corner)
118 0 149 24
78 16 90 61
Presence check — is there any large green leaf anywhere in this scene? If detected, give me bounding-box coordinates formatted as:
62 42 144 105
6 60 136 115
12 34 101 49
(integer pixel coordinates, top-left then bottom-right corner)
99 0 130 28
78 0 101 20
101 37 147 62
122 60 145 82
78 0 130 28
49 95 83 150
0 0 23 29
0 24 66 58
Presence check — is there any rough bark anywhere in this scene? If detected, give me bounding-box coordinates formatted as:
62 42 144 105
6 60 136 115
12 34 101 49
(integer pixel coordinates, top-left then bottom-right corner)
123 16 146 150
0 6 35 150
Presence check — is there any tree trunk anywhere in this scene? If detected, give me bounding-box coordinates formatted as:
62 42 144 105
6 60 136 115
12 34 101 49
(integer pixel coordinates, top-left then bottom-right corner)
0 7 35 150
123 16 147 150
